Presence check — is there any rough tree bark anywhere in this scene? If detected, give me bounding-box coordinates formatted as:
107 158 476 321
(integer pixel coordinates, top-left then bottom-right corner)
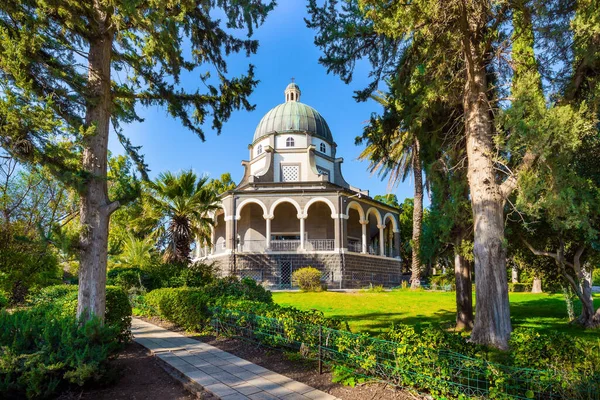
410 137 423 289
77 6 119 322
523 239 600 327
454 238 474 331
460 19 512 349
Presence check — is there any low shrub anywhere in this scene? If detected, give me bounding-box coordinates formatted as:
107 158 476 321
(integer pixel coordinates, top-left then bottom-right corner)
362 284 385 292
507 282 532 292
0 308 121 399
28 285 132 342
429 272 455 290
203 276 272 303
147 262 217 289
292 267 323 292
145 288 210 330
212 302 600 399
0 290 8 309
106 267 158 292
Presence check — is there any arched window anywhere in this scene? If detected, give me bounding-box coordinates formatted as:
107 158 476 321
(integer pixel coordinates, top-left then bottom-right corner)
256 144 263 155
286 137 295 147
320 143 326 153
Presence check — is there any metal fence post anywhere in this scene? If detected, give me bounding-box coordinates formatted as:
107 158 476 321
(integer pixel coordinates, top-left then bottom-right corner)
318 325 323 375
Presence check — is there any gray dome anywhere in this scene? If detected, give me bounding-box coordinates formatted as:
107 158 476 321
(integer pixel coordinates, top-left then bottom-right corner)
253 101 333 143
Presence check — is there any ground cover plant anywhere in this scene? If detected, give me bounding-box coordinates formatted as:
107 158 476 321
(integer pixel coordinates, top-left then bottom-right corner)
272 290 600 341
212 304 600 399
0 285 131 399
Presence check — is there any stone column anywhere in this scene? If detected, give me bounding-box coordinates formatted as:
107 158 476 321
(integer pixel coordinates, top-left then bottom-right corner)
360 220 368 253
299 215 306 250
393 230 401 259
210 226 215 255
225 218 235 250
334 214 348 251
378 224 385 256
265 215 272 250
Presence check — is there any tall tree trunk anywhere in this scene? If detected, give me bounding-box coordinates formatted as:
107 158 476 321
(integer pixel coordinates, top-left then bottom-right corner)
574 265 599 327
77 10 118 322
461 35 511 349
531 276 542 293
410 137 423 289
454 240 474 331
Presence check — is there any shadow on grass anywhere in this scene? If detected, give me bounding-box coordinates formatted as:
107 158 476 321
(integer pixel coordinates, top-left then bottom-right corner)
330 310 456 335
509 296 600 341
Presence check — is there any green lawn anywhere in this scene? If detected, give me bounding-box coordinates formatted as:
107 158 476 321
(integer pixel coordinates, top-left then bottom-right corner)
272 290 600 341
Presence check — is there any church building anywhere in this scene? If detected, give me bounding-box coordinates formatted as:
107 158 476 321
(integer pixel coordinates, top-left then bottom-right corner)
195 82 403 288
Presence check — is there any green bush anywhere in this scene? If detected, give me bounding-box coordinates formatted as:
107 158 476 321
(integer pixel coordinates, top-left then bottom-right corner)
593 269 600 286
145 288 210 330
0 308 121 399
0 224 62 304
203 276 272 303
0 290 8 310
28 285 132 341
148 262 217 289
508 282 532 292
292 267 323 292
212 302 600 399
106 267 160 291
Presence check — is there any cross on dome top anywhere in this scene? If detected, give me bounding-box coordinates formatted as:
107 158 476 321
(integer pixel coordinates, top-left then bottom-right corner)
284 81 301 102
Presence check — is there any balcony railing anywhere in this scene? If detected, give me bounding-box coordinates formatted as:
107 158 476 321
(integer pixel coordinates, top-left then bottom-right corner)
348 240 362 253
368 245 380 256
270 240 301 252
306 239 335 251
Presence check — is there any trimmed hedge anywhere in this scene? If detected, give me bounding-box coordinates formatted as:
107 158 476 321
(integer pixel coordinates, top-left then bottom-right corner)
145 288 210 330
140 276 273 330
28 285 132 341
508 282 533 292
203 277 272 303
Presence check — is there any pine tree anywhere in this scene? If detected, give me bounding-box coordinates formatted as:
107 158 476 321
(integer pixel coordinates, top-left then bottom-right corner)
306 0 593 348
0 0 274 321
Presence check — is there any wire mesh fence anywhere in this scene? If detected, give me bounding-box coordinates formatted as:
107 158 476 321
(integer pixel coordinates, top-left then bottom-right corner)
210 308 599 400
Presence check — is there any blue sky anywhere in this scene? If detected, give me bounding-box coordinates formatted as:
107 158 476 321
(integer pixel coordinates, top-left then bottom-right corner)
109 1 417 204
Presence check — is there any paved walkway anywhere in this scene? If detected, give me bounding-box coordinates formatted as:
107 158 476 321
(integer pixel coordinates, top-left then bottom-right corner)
132 318 340 400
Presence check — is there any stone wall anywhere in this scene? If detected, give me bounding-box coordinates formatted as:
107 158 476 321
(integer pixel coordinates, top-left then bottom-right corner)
342 253 405 288
206 251 406 289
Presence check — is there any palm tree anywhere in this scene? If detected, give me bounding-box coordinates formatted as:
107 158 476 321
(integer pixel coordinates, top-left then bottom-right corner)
114 233 155 269
359 92 424 289
144 170 218 264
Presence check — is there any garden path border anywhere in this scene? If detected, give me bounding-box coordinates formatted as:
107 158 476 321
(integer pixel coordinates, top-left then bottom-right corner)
132 318 341 400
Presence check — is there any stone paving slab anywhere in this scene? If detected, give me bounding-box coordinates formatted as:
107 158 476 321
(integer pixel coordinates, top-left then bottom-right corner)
132 318 342 400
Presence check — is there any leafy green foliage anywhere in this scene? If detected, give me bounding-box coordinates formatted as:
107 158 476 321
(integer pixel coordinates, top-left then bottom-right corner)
215 299 600 399
142 276 273 330
145 288 210 331
106 267 155 292
331 365 367 387
28 285 132 342
0 290 7 309
0 305 122 398
292 267 323 292
0 223 61 304
507 283 532 293
141 170 219 264
203 277 272 304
